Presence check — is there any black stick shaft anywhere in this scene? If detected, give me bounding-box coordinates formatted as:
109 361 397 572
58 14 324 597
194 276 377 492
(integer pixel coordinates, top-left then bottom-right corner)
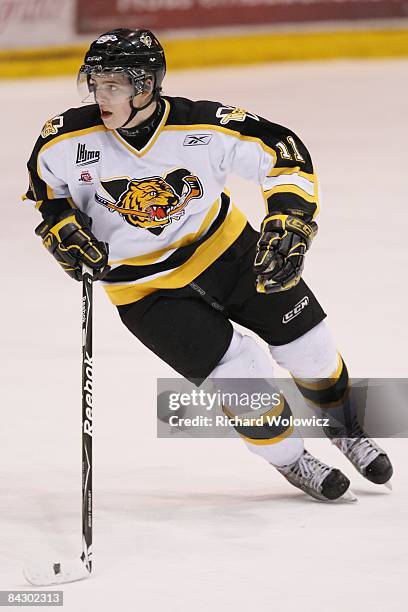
81 266 93 572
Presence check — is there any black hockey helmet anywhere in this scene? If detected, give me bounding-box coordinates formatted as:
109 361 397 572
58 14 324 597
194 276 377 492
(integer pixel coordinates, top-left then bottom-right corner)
78 28 166 104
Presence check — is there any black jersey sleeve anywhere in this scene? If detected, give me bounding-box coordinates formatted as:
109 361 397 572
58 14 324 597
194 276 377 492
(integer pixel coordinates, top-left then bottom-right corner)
24 150 74 218
218 107 319 222
23 120 73 218
259 123 319 222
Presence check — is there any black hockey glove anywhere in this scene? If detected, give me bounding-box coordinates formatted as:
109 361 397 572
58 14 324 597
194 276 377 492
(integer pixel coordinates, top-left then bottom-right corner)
35 209 110 281
254 214 318 294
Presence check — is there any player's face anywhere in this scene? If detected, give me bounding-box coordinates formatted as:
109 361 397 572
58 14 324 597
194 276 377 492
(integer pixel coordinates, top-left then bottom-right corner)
90 74 135 129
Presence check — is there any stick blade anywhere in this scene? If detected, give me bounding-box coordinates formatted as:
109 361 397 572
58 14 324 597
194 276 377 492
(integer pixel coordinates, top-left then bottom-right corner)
23 558 90 586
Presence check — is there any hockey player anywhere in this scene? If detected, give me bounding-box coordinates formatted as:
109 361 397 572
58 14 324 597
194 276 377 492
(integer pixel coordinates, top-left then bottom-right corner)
23 28 393 502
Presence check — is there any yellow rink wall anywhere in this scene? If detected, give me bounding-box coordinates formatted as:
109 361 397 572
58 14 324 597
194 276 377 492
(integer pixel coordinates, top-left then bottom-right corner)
1 28 408 79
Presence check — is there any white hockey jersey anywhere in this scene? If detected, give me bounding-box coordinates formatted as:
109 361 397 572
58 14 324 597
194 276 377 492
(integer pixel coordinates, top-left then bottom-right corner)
23 97 319 306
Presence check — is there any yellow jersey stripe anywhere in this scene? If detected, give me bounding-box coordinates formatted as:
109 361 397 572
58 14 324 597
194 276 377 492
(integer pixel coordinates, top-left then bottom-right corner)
267 166 315 181
109 197 221 267
264 175 315 197
264 184 317 204
103 205 247 305
38 125 107 157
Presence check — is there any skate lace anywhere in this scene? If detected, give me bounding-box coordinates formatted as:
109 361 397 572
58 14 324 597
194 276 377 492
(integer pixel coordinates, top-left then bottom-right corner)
334 421 380 469
292 452 331 491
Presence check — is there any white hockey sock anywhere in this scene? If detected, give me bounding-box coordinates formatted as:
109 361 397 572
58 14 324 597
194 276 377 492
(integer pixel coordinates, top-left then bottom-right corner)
269 321 339 379
209 329 304 467
269 321 351 428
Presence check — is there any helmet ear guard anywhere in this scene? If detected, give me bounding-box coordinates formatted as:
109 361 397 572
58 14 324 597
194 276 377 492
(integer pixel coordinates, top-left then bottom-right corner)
142 73 155 94
124 76 158 127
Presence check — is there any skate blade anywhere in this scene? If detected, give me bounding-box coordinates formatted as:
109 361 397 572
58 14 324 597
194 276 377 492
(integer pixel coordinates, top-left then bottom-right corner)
314 488 358 503
23 558 90 586
384 480 393 491
322 488 357 503
340 489 358 502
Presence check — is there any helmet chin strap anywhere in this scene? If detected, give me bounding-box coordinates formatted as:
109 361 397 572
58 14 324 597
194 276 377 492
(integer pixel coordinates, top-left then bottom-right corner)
120 94 156 128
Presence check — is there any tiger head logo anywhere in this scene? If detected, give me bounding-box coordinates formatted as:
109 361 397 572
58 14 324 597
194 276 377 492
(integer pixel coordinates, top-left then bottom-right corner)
97 169 203 231
119 177 181 228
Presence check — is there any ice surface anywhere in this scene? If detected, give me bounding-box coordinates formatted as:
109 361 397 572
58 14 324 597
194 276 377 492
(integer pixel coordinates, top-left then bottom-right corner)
1 60 407 611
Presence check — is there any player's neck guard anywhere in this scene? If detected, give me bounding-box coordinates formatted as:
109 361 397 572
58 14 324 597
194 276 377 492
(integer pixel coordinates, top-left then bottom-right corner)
118 98 163 135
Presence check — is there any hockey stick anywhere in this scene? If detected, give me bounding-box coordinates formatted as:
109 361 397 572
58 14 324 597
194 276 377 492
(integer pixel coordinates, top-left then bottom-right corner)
23 265 93 585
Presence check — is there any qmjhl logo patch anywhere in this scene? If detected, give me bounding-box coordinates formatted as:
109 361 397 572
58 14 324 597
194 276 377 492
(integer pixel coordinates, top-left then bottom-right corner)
282 296 309 324
76 143 100 166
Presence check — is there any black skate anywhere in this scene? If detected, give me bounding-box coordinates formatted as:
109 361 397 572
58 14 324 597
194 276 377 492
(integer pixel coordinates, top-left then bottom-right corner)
276 449 356 502
325 421 393 486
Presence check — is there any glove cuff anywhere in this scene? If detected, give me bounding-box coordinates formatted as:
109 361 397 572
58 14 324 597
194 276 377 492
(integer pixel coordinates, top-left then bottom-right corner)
262 214 318 245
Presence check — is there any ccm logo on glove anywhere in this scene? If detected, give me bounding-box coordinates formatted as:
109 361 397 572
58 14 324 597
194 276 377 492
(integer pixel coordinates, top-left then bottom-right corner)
254 213 318 294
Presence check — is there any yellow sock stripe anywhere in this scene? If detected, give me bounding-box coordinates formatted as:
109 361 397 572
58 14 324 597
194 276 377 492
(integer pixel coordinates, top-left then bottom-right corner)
222 395 286 424
293 353 343 391
302 385 351 410
240 425 295 446
222 404 234 419
223 396 293 443
261 397 286 422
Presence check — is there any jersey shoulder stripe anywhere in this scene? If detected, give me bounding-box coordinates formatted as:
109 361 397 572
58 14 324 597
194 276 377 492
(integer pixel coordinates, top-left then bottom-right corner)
163 96 300 146
28 105 103 165
30 105 104 162
39 105 103 144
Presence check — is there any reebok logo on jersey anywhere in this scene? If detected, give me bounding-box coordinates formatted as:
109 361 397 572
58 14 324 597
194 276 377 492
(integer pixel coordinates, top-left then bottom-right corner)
183 134 212 146
76 143 100 166
282 297 309 324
